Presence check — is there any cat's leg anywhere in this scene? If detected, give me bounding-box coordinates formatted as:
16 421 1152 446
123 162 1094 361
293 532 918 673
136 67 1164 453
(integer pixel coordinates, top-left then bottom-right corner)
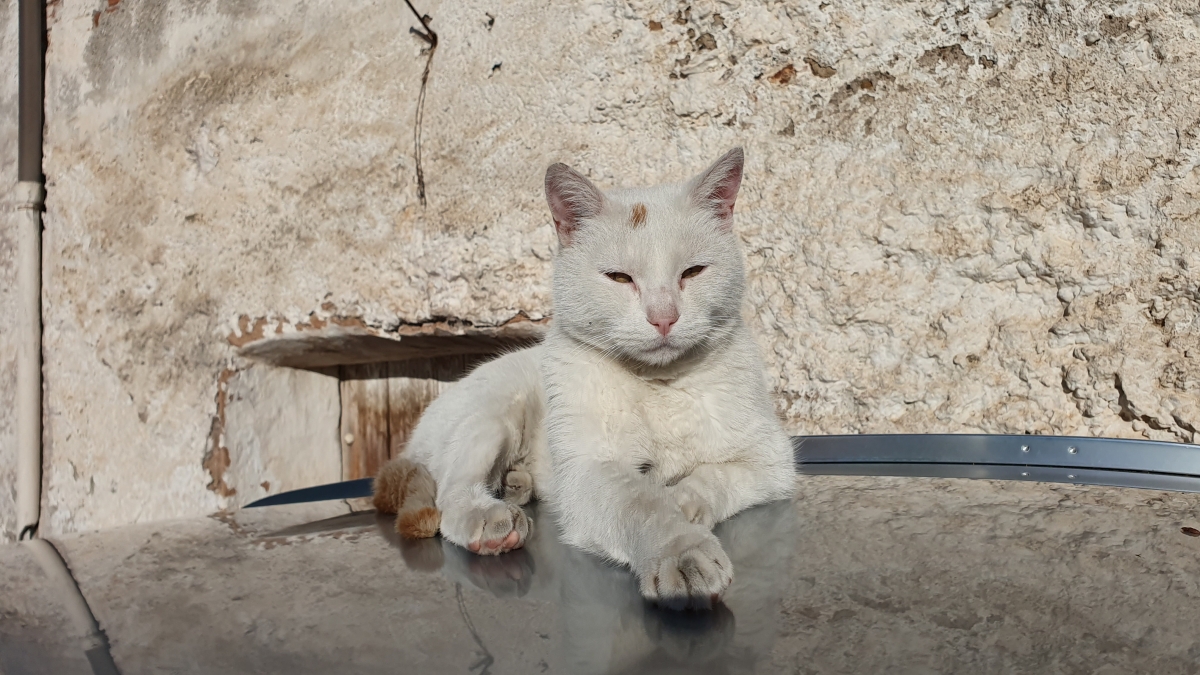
549 454 733 610
669 433 797 527
429 417 536 555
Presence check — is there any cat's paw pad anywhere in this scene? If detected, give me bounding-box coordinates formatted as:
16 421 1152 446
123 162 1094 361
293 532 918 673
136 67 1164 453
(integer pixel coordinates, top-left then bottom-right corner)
639 531 733 611
672 484 714 528
502 470 534 506
465 503 531 556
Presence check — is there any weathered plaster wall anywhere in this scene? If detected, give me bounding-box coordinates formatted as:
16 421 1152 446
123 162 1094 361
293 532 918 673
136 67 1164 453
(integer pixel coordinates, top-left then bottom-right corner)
0 0 21 543
39 0 1200 535
220 365 341 509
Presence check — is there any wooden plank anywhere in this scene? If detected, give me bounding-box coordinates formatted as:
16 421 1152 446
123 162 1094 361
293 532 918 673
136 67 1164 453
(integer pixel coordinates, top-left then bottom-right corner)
387 360 436 459
340 363 391 480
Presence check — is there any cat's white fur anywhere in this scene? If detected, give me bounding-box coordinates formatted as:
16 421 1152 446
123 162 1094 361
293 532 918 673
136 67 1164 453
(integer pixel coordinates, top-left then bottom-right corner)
395 148 796 609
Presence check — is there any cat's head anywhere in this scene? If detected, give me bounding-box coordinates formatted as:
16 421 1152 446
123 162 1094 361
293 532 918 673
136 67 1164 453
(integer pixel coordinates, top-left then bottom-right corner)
545 148 747 367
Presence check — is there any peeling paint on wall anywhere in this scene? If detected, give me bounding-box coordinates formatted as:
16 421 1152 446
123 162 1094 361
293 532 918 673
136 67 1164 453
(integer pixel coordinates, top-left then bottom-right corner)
203 368 236 498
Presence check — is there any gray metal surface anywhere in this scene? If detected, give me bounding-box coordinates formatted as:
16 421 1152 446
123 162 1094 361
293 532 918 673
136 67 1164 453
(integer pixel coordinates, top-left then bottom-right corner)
248 434 1200 508
248 477 373 507
795 433 1200 493
7 481 1200 675
15 434 1200 673
802 462 1200 493
793 433 1200 475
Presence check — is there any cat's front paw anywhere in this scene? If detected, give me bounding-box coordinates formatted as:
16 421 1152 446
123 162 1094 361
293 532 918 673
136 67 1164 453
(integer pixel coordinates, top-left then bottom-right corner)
671 483 714 528
638 530 733 611
459 502 531 556
502 470 534 506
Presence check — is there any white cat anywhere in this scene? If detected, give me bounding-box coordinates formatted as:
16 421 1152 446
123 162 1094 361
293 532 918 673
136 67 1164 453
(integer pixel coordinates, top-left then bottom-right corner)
374 148 797 609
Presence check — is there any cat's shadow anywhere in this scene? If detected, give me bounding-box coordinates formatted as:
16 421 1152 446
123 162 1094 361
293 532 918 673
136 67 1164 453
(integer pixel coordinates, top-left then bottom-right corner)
377 500 797 674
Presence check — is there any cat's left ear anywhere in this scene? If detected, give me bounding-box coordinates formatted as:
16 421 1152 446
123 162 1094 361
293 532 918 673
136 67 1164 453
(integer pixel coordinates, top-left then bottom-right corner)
687 147 744 231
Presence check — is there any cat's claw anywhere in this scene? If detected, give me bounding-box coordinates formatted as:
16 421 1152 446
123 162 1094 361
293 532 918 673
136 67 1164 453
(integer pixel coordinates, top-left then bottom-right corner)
464 503 531 556
638 530 733 611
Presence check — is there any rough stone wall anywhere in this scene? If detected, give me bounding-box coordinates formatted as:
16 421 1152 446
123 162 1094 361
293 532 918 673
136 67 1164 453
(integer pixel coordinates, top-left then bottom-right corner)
1 0 21 543
37 0 1200 535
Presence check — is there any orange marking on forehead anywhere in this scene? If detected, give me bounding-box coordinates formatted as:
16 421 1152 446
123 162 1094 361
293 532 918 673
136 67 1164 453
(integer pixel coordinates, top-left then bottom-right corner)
630 203 648 228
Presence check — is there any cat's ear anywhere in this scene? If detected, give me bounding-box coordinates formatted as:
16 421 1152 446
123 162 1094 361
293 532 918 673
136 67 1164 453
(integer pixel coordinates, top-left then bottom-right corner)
687 147 744 231
545 163 605 247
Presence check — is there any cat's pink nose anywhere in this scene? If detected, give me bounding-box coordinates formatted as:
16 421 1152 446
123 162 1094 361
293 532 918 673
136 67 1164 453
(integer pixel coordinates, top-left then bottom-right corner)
648 309 679 336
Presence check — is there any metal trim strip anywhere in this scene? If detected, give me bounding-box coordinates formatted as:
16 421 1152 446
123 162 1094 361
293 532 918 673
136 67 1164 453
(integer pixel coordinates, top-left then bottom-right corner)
246 434 1200 507
800 462 1200 493
793 434 1200 474
248 478 374 507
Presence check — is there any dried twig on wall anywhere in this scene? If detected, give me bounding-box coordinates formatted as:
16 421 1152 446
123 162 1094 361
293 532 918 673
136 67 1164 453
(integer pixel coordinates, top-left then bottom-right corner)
404 0 438 206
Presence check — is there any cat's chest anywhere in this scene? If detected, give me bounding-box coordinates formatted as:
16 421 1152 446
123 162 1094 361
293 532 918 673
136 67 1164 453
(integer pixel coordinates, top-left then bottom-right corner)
629 379 739 460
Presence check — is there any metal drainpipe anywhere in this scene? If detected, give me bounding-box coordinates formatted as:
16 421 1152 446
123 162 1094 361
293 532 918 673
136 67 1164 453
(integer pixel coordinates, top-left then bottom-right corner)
16 0 46 540
24 539 121 674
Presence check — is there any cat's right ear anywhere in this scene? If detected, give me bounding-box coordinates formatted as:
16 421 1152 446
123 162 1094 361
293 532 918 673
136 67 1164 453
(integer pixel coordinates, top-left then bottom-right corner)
545 163 605 248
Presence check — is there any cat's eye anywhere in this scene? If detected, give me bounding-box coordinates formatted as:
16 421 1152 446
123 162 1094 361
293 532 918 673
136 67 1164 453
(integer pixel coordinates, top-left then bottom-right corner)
681 265 707 279
606 272 634 284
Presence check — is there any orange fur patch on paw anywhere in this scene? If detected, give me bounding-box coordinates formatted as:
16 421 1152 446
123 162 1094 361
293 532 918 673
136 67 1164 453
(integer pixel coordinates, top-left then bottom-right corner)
397 507 441 539
374 457 440 538
372 460 414 514
630 203 647 227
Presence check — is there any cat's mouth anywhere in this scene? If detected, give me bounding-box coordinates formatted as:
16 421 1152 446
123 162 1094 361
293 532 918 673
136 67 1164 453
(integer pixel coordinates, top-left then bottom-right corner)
644 338 681 355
